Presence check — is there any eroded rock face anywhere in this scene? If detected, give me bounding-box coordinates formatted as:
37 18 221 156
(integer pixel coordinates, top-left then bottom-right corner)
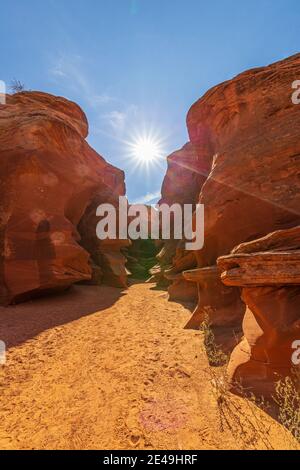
155 143 206 302
184 54 300 336
0 91 126 304
78 192 129 288
158 54 300 392
187 54 300 266
165 247 198 303
160 142 207 207
218 226 300 396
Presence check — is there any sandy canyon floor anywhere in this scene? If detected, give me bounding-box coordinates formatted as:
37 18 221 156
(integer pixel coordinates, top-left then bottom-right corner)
0 282 298 450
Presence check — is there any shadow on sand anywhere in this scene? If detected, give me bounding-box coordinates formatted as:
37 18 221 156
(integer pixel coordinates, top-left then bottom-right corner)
0 284 125 350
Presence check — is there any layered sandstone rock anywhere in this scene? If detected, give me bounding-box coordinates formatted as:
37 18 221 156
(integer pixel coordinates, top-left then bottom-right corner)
159 142 207 207
183 266 244 344
218 226 300 396
154 143 205 301
0 91 127 304
165 247 198 303
184 54 300 336
158 54 300 391
187 54 300 265
78 192 129 288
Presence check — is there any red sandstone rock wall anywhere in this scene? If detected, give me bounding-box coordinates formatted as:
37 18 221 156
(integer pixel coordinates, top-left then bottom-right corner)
187 54 300 267
0 91 127 304
159 142 207 207
159 53 300 394
186 54 300 392
218 226 300 396
151 143 206 302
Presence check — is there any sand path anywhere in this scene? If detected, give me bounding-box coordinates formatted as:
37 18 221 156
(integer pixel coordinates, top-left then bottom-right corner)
0 283 298 450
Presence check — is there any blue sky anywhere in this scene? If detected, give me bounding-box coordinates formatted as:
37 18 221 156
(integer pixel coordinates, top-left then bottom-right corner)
1 0 299 203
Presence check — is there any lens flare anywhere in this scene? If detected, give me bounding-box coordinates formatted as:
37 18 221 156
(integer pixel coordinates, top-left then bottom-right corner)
131 137 162 162
127 131 165 171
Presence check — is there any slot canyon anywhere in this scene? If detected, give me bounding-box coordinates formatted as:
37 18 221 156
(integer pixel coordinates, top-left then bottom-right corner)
0 53 300 450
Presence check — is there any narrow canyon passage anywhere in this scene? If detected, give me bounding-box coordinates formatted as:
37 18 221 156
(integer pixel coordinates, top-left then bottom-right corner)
0 283 297 450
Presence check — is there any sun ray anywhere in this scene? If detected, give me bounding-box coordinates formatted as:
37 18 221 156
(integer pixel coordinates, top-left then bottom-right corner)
127 130 166 171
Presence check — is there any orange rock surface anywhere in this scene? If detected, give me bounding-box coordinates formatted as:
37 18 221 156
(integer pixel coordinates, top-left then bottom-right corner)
186 54 300 333
218 226 300 396
158 54 300 393
153 143 205 302
0 92 126 304
187 54 300 392
187 54 300 266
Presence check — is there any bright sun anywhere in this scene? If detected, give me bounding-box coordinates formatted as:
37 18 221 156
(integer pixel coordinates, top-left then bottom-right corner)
132 137 162 162
128 133 165 168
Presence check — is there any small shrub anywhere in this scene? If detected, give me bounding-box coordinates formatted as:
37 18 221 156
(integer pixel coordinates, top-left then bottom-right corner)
273 370 300 441
200 314 228 366
204 364 274 449
201 315 275 449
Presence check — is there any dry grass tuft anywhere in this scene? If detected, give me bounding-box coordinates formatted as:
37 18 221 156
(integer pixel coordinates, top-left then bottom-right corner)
200 314 228 367
273 369 300 442
205 363 275 449
200 316 299 449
